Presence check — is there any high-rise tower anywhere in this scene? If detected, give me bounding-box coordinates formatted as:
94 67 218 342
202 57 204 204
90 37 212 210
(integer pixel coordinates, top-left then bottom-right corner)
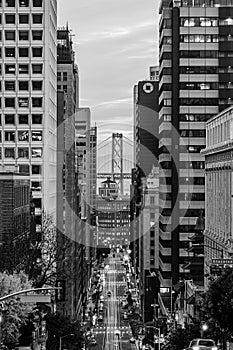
0 0 57 227
159 0 233 290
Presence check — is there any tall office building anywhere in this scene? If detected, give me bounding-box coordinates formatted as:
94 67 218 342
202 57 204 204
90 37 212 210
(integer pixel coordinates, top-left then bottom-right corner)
159 0 233 291
0 0 57 228
202 106 233 288
131 68 159 287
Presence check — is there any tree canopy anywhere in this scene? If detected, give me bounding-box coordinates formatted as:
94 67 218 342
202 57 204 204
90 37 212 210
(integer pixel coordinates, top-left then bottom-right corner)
0 271 34 349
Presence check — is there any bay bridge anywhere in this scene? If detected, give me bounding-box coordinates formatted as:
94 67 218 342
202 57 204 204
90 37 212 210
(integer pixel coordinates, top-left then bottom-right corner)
97 133 134 194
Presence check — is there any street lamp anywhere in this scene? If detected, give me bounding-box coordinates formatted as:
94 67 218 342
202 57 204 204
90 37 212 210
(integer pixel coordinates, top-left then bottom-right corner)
59 334 74 350
201 323 208 338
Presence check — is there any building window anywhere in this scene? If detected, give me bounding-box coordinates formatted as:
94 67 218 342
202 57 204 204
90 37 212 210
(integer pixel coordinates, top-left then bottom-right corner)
5 148 15 158
5 97 15 108
32 64 42 74
6 0 15 7
18 97 29 108
5 64 15 74
19 81 29 90
32 81 42 91
32 30 42 40
150 196 155 205
63 72 68 81
33 0 42 6
5 14 15 24
18 114 28 124
19 164 29 174
18 130 29 142
19 64 29 74
32 131 42 141
5 81 15 91
19 0 29 6
32 97 42 108
57 72 61 81
19 47 29 58
19 14 29 24
32 165 41 175
32 114 42 124
31 181 41 191
5 114 15 124
5 47 15 58
32 47 43 57
19 31 29 40
5 131 15 141
5 31 15 40
32 14 43 24
18 147 29 158
32 148 42 158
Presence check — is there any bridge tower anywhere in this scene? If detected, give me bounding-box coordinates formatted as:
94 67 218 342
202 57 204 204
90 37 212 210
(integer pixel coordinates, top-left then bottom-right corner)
112 133 123 194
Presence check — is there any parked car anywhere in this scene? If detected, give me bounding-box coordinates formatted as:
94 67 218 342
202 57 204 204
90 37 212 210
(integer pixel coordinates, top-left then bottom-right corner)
129 337 135 344
107 290 112 297
185 339 218 350
123 312 128 320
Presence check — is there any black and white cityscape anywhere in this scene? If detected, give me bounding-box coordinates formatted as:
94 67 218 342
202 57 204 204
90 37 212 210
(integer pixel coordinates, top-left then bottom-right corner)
1 0 233 349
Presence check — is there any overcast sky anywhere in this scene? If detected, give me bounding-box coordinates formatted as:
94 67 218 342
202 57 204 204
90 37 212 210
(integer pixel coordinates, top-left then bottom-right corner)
58 1 159 142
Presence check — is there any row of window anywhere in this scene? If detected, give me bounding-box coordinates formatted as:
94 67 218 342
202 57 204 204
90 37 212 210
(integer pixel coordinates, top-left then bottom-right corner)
179 114 215 122
0 14 43 26
161 66 233 75
0 32 42 44
0 130 42 141
180 34 219 43
181 0 233 7
161 208 205 217
161 113 214 122
181 17 233 27
0 147 42 158
161 81 232 92
0 80 42 91
160 192 205 201
161 50 233 60
180 129 206 137
160 177 205 185
1 97 43 108
161 98 219 107
161 161 205 169
1 0 42 7
0 15 43 29
0 46 43 58
0 114 42 124
180 82 232 90
1 64 43 75
160 144 205 154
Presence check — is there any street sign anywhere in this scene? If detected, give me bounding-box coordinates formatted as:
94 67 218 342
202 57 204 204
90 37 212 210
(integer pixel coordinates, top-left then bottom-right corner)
20 294 51 303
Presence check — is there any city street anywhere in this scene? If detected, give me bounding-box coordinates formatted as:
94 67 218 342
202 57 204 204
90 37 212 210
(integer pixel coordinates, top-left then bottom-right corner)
90 253 136 350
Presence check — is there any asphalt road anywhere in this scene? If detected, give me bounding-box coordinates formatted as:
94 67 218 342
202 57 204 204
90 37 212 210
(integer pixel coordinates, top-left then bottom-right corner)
91 253 136 350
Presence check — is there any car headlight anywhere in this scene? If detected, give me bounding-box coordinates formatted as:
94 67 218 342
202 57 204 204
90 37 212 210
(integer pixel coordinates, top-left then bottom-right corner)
212 347 218 350
192 347 199 350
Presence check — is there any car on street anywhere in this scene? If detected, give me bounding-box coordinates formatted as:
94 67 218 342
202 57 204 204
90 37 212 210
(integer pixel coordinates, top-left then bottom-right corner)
123 312 128 319
129 337 135 344
107 290 112 297
185 339 218 350
98 314 104 322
